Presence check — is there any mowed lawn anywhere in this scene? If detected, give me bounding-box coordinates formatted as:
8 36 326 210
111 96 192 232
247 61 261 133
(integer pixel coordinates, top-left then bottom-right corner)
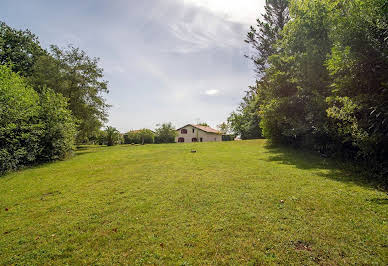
0 140 387 265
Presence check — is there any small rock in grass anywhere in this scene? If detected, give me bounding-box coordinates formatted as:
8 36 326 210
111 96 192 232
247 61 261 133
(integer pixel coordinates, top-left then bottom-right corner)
280 200 285 204
191 150 196 153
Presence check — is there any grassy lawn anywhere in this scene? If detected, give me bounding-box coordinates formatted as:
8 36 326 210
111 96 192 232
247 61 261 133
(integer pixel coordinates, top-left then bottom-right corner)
0 140 387 265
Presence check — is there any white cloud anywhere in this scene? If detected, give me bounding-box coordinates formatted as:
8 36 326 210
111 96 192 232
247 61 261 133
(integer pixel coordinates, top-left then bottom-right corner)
165 4 245 54
182 0 265 25
204 89 220 95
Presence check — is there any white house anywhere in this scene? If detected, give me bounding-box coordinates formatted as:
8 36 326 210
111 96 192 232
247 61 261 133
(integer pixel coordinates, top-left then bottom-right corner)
175 124 222 143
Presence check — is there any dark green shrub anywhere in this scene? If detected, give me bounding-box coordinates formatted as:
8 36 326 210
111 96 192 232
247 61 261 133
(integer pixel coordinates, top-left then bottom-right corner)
0 65 76 174
37 88 77 161
0 65 42 173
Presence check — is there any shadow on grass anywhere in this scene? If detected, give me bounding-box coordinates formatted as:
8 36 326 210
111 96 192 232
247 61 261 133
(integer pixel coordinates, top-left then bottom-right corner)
74 145 104 157
263 143 387 192
367 198 388 205
75 151 94 157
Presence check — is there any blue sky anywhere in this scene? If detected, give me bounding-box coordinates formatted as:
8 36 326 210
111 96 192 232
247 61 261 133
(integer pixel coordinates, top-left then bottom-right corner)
2 0 265 131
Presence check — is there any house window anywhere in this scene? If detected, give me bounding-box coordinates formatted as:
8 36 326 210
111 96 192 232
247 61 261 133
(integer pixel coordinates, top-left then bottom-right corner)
181 129 187 134
192 128 195 133
200 137 203 142
192 138 198 142
178 137 185 142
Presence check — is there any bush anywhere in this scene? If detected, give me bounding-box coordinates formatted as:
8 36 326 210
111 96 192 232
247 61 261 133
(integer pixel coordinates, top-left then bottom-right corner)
37 88 77 161
154 123 177 143
0 65 76 174
0 65 42 173
104 126 121 146
124 129 154 144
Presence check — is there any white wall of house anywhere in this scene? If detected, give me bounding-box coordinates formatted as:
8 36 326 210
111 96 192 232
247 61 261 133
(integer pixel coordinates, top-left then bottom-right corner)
175 125 222 143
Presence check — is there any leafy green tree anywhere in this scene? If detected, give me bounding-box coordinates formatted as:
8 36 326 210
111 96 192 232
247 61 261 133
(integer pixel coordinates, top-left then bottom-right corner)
228 85 263 139
260 0 332 147
245 0 290 75
253 0 387 183
0 64 42 173
230 0 290 140
325 0 388 172
154 123 177 143
0 65 76 174
96 129 107 145
217 122 230 134
29 45 110 143
37 88 77 161
104 126 121 146
0 22 110 144
0 22 45 76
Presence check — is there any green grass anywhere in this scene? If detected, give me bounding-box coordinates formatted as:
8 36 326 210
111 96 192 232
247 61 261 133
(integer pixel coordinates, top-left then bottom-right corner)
0 140 387 265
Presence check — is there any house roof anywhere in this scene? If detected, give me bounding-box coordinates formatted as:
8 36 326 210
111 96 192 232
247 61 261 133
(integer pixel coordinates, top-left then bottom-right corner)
177 124 221 134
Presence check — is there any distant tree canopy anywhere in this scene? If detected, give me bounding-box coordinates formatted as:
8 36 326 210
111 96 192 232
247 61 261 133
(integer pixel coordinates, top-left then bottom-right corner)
0 22 109 143
197 122 210 127
124 129 155 144
232 0 388 185
154 123 177 144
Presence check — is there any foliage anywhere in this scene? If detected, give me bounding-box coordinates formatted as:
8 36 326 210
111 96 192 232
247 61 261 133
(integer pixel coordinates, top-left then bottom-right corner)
0 65 76 174
37 88 77 161
216 122 231 134
229 0 289 140
260 0 332 148
234 0 387 180
29 45 110 143
0 140 386 264
325 0 388 176
124 129 155 144
228 84 263 139
0 22 45 76
0 22 110 144
154 122 177 143
245 0 290 75
96 130 107 145
197 122 210 127
103 126 122 146
0 64 42 173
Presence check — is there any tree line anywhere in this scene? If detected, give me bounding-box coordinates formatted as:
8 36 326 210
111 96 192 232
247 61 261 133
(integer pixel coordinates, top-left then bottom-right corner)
228 0 387 185
0 22 109 174
97 123 177 146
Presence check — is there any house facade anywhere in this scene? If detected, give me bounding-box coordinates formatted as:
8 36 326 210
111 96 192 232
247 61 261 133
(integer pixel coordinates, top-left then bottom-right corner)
175 124 222 143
